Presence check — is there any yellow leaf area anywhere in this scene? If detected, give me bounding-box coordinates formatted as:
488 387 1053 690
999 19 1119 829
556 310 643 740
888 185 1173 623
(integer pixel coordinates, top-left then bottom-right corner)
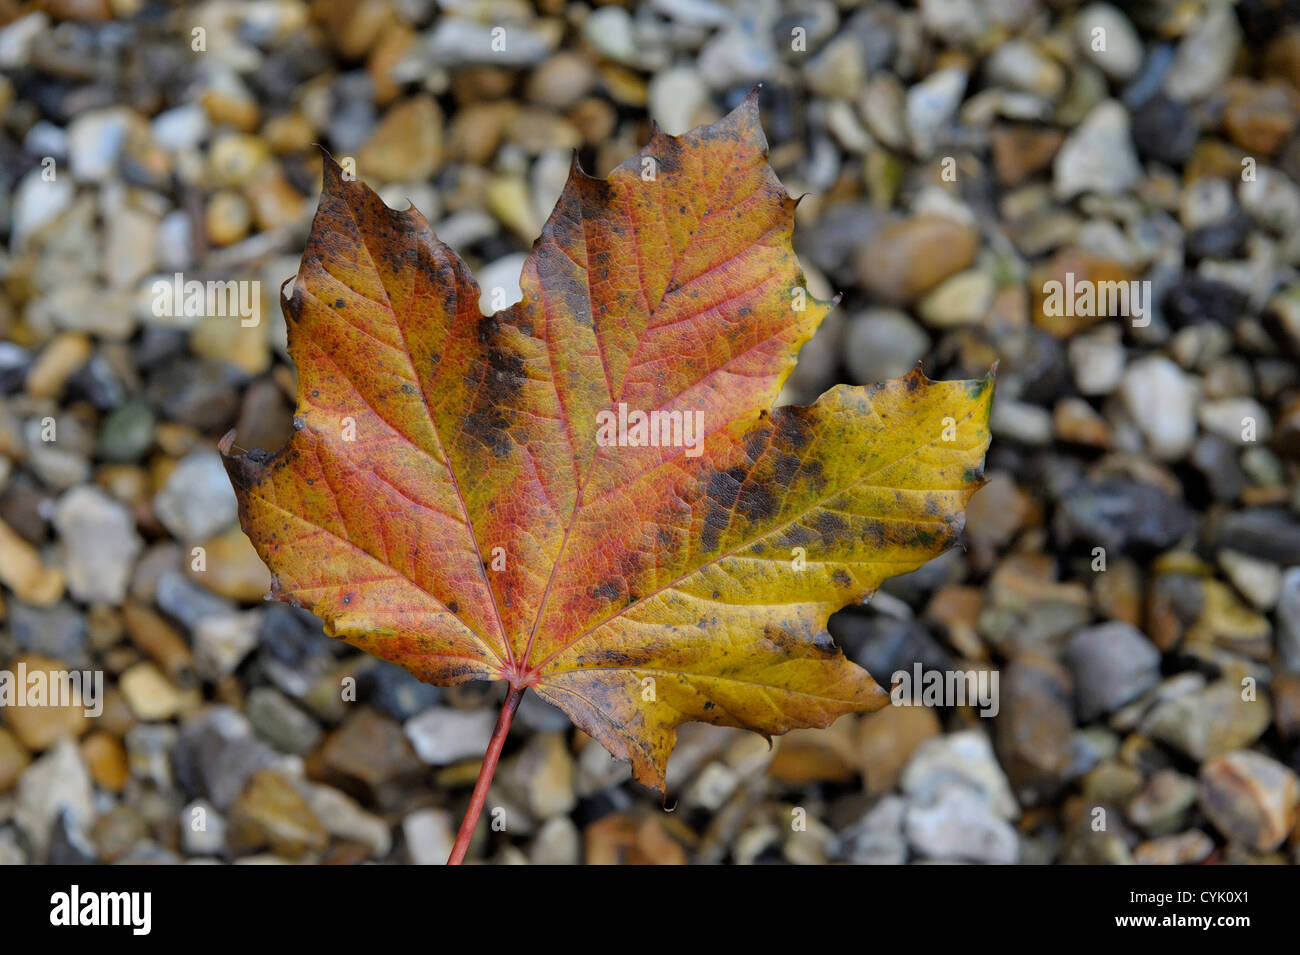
221 92 993 790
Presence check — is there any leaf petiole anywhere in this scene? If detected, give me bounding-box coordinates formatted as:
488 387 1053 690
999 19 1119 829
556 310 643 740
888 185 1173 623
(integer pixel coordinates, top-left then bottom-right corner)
446 684 525 864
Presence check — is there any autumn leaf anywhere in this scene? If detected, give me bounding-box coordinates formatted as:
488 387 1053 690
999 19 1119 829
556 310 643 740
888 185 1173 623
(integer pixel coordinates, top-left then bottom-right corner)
220 90 992 860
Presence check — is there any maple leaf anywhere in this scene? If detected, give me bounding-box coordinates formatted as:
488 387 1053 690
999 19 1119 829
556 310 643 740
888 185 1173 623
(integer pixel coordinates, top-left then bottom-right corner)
220 91 993 862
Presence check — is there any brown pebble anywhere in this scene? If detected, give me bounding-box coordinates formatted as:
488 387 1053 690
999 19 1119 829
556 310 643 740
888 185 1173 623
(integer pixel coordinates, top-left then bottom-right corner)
81 730 130 792
229 769 329 859
992 124 1065 187
1199 750 1299 852
1 654 93 750
857 216 979 304
0 726 31 792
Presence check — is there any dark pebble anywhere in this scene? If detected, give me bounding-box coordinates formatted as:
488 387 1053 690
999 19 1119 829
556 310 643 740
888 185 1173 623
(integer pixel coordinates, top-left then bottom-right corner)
1163 276 1251 327
1055 478 1196 553
1130 94 1198 165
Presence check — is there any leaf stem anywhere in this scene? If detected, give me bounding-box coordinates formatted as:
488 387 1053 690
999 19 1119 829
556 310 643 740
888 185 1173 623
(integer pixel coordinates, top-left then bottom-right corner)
447 684 524 864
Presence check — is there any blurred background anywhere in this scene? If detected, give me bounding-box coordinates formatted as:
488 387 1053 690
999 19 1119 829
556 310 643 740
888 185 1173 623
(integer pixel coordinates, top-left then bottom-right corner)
1 0 1299 865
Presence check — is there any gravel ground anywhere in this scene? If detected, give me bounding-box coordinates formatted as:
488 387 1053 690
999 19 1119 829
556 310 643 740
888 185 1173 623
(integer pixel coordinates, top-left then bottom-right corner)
1 0 1299 865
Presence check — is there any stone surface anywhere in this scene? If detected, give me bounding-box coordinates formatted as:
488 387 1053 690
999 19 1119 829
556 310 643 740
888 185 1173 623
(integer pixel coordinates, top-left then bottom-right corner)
1066 622 1161 721
404 706 497 766
905 785 1019 864
229 769 329 859
52 486 141 604
1053 101 1142 200
857 216 979 304
1198 751 1299 852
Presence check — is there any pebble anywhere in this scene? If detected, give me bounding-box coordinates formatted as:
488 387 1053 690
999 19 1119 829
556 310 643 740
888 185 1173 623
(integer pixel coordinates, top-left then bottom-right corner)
530 816 581 866
299 781 391 858
404 706 497 765
125 724 177 789
229 768 328 859
11 169 75 250
26 332 92 400
916 269 994 328
857 705 941 795
98 400 156 463
1 654 92 751
1213 509 1300 567
843 309 929 384
186 524 271 602
14 738 93 862
1052 100 1142 200
682 762 739 812
584 813 686 865
806 35 866 100
1198 750 1299 852
91 805 148 863
359 95 443 183
318 709 423 792
180 799 228 857
1199 397 1271 446
648 65 709 136
1274 674 1300 738
173 707 282 811
205 190 251 246
0 516 64 605
990 397 1054 446
80 730 129 792
153 450 239 543
857 215 979 304
1127 768 1198 835
901 730 1019 821
403 808 454 865
120 661 199 721
52 485 141 605
697 18 773 89
1279 568 1300 673
1066 622 1161 721
905 67 967 159
1076 3 1143 81
1240 170 1300 235
155 570 238 634
145 359 243 431
575 735 633 796
1142 681 1271 761
9 601 86 662
0 727 31 792
1120 356 1198 461
1164 1 1240 103
905 785 1019 864
503 732 576 820
66 108 133 183
991 124 1064 187
985 40 1065 99
1217 549 1282 611
247 687 323 756
475 253 527 315
1130 94 1198 166
527 52 596 111
355 662 442 723
1134 829 1215 865
835 794 907 865
995 653 1075 796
